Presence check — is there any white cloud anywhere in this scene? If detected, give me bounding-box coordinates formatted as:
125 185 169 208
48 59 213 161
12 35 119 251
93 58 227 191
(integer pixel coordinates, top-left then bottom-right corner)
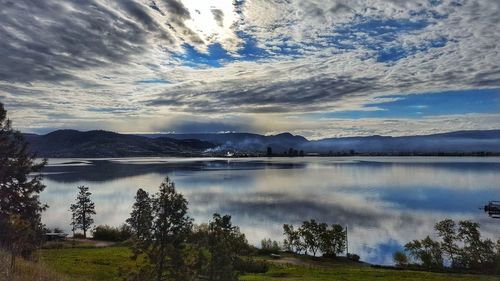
0 0 499 136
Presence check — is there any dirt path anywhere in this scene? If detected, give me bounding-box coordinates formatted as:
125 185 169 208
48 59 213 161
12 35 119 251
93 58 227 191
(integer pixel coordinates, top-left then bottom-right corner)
270 256 315 267
71 239 117 247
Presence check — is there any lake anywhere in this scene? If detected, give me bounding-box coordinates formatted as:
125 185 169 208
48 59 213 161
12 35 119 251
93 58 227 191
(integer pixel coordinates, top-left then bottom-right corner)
39 157 500 265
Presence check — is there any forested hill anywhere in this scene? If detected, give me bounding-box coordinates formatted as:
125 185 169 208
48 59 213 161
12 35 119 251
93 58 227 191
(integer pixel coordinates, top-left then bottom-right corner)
23 130 214 157
147 130 500 155
23 129 500 157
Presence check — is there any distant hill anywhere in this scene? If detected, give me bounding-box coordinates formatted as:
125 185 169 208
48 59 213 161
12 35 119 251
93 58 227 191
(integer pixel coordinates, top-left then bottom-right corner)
139 132 308 154
24 130 214 157
142 130 500 155
302 130 500 154
23 129 500 157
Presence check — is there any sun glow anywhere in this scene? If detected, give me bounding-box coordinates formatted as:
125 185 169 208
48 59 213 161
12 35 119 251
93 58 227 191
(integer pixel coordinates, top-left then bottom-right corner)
181 0 241 51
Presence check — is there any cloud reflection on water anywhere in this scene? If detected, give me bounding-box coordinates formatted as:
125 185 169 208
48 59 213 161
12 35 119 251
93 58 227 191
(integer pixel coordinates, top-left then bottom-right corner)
40 157 500 265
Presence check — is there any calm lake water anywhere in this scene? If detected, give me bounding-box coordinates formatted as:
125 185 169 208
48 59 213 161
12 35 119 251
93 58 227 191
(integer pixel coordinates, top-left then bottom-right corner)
40 157 500 265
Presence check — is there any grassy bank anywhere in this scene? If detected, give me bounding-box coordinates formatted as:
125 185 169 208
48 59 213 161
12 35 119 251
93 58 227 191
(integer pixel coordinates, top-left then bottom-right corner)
0 250 68 281
32 246 500 281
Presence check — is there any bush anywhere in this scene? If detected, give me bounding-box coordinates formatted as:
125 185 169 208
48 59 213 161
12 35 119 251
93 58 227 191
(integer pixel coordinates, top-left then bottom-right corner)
393 251 408 267
347 253 360 262
72 233 86 239
234 258 269 274
42 241 64 249
92 225 132 242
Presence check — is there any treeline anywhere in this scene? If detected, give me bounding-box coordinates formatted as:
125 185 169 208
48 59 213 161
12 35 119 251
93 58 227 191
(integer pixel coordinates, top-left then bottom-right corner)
282 220 349 258
393 219 500 274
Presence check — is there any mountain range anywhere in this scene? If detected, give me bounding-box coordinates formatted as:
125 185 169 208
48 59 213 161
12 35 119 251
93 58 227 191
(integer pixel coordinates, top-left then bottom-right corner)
23 130 213 157
23 129 500 158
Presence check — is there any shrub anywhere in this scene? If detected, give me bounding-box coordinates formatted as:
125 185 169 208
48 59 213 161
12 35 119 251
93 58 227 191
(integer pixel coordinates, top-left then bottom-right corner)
234 258 269 274
92 225 132 242
72 233 86 239
347 253 360 262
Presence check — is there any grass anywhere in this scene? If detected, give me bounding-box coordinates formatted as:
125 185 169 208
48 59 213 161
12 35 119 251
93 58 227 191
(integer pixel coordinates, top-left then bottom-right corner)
240 254 500 281
39 246 144 281
241 264 500 281
0 250 69 281
34 247 500 281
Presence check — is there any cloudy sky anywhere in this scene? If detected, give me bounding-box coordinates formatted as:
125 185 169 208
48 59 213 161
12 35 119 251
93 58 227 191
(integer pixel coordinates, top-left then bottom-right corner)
0 0 499 139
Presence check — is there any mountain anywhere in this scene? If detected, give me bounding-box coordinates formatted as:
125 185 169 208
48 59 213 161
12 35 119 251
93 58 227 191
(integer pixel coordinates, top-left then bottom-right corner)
23 129 500 158
301 130 500 154
24 130 214 157
139 132 308 154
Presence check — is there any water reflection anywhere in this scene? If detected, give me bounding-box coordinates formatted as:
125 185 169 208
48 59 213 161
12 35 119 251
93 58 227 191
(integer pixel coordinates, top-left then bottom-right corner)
39 157 500 265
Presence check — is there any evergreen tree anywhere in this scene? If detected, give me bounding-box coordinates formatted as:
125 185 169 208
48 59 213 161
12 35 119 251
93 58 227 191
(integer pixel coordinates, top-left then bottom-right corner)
127 188 153 241
126 188 153 259
208 213 247 281
150 177 193 281
266 146 272 156
70 185 96 238
0 102 47 271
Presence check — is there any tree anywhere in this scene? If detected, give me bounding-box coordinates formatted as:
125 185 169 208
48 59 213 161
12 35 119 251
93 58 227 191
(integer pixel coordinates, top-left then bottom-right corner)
405 236 443 269
150 177 193 281
393 251 408 267
320 224 346 257
299 220 323 256
400 219 499 273
70 186 96 238
208 213 248 281
127 189 153 242
283 224 303 254
435 219 459 267
0 102 47 271
266 146 272 156
457 220 496 270
260 238 281 254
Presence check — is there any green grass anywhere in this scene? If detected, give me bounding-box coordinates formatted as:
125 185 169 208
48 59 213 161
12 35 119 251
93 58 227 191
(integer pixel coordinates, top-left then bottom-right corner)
38 247 500 281
1 250 69 281
39 246 141 281
241 264 500 281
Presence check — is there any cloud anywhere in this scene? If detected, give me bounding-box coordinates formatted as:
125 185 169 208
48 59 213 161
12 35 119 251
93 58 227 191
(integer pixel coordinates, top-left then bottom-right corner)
0 0 499 136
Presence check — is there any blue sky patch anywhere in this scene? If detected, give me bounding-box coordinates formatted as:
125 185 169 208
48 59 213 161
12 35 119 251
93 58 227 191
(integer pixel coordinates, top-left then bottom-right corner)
173 13 448 68
315 88 500 119
173 43 234 68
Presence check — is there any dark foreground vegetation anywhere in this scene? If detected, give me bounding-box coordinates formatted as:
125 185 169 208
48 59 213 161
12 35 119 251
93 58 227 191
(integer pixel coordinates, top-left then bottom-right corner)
393 219 500 274
3 247 500 281
1 102 499 280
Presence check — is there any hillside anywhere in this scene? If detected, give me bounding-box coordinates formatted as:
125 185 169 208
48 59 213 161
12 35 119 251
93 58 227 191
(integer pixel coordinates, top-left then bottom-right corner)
143 132 308 154
34 246 500 281
23 129 500 157
24 130 214 157
303 130 500 154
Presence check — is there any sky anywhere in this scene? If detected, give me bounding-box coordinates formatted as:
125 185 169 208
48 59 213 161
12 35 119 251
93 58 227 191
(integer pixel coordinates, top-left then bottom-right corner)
0 0 499 139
